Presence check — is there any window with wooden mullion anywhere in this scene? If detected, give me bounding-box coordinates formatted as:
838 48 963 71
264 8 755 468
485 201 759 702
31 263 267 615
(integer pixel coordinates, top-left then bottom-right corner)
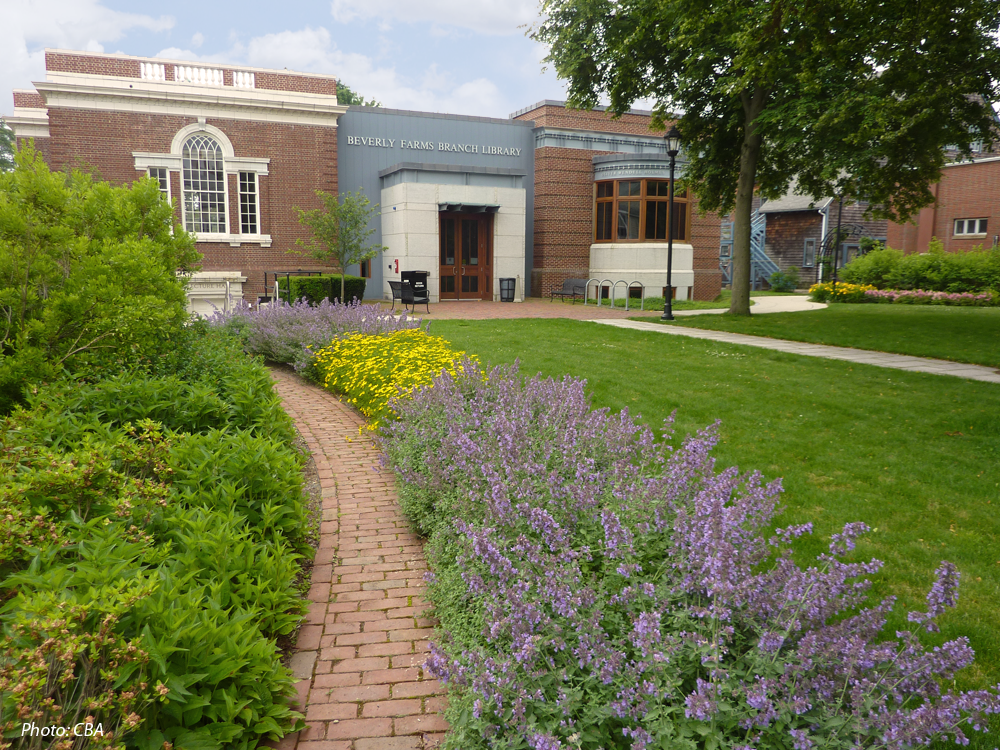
594 179 689 242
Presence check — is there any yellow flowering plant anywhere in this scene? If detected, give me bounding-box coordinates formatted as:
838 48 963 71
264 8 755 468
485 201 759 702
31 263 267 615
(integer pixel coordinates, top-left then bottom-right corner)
807 281 876 303
312 329 475 426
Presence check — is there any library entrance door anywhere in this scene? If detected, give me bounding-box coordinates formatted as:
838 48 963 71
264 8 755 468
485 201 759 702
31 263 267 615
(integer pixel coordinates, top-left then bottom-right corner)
438 213 492 300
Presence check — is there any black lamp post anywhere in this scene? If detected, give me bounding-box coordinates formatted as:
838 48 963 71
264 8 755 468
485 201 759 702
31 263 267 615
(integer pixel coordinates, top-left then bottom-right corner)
661 125 682 321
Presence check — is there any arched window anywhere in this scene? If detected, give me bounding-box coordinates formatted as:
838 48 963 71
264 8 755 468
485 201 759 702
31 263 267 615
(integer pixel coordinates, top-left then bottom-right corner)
182 134 226 233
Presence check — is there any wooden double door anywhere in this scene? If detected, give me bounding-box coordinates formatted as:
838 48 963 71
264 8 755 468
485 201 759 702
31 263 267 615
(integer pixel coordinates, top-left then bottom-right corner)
439 213 492 300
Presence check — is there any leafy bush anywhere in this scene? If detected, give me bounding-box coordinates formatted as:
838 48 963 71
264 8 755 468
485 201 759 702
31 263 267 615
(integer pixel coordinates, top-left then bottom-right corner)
840 241 1000 292
0 328 307 747
808 281 876 302
381 361 1000 750
277 273 366 305
768 265 800 292
169 429 306 546
0 146 200 414
211 298 420 374
314 329 474 426
838 246 905 288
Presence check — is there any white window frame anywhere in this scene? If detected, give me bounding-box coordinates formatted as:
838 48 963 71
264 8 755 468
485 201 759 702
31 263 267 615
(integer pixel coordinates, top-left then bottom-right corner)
803 237 817 267
181 134 229 236
147 167 171 203
238 171 260 235
954 218 988 237
132 122 271 247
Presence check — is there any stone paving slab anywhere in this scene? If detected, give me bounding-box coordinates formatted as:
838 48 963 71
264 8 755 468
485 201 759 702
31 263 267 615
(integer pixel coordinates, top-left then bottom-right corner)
269 368 447 750
592 318 1000 384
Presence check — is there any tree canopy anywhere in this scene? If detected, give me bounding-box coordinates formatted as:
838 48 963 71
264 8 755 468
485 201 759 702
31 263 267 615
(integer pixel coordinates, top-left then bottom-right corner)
0 119 14 173
337 81 382 108
533 0 1000 313
0 145 200 411
295 189 386 302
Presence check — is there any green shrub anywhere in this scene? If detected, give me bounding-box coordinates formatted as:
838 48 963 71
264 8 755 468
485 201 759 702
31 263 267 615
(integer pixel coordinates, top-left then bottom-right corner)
768 265 800 292
0 146 200 414
839 246 905 287
277 273 366 304
0 325 308 747
840 241 1000 292
168 429 306 546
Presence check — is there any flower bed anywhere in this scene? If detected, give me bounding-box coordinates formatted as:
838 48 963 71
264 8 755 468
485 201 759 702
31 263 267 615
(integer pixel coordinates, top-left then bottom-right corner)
864 289 997 306
807 282 876 302
379 360 1000 750
211 298 420 373
313 329 474 426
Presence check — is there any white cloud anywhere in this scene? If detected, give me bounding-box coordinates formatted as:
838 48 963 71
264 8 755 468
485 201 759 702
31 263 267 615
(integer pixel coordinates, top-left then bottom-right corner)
191 32 204 49
1 0 172 114
157 26 514 117
330 0 537 36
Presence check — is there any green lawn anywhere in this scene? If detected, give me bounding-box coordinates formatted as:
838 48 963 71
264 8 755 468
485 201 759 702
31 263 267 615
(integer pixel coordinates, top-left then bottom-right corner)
434 318 1000 745
656 303 1000 367
575 288 796 312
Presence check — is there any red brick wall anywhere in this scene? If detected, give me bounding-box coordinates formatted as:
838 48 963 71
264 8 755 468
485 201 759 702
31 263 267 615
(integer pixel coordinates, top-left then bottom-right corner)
15 136 52 165
516 104 665 136
44 51 337 97
13 91 45 109
691 208 722 300
518 104 720 300
43 106 338 299
254 72 338 96
46 51 140 78
531 146 607 296
886 159 1000 253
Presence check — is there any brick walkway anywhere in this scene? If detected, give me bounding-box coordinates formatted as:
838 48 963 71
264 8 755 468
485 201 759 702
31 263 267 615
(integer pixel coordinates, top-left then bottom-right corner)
270 368 447 750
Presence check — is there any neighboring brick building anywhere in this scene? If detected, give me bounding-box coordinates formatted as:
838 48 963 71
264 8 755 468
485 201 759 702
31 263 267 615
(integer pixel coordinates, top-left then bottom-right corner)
887 157 1000 254
9 52 722 309
514 101 722 301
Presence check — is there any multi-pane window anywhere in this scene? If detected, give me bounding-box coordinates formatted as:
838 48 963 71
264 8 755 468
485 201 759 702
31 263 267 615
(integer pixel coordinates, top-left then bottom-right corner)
803 238 817 267
148 167 169 201
954 218 988 236
182 135 226 233
595 182 614 240
239 171 258 234
594 179 690 243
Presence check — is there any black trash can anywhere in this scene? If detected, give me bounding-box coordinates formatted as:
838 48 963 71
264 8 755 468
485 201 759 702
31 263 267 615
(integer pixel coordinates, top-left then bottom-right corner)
499 277 516 303
400 270 430 313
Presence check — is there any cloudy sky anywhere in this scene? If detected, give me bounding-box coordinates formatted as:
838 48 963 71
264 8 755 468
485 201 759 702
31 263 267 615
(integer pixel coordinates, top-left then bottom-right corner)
2 0 571 118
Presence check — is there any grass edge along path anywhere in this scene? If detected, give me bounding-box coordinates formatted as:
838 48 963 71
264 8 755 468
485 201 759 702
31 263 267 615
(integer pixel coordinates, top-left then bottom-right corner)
430 317 1000 747
269 367 448 750
653 304 1000 368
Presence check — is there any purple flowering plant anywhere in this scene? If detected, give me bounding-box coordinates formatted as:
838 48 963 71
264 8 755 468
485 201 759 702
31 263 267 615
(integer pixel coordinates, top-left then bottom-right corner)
209 298 419 374
381 360 1000 750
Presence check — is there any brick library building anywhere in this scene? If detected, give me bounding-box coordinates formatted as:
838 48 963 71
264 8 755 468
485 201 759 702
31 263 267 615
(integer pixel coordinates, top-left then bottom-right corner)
8 49 722 313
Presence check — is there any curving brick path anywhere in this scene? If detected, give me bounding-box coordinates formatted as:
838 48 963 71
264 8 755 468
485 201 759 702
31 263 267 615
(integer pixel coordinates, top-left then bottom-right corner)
270 367 447 750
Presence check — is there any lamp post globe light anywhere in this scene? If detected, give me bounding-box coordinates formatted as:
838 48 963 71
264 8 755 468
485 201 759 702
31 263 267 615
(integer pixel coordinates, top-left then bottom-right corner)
662 125 682 321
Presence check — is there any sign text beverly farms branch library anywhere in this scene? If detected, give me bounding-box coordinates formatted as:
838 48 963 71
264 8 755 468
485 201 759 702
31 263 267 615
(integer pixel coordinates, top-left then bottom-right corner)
345 136 522 157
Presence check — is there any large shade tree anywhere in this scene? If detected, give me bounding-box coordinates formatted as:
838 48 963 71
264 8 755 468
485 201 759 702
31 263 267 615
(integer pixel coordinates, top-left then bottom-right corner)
533 0 1000 314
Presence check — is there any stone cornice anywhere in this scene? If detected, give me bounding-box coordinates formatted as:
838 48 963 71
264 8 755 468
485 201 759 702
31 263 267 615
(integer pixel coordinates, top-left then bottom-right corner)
7 108 50 138
35 72 347 127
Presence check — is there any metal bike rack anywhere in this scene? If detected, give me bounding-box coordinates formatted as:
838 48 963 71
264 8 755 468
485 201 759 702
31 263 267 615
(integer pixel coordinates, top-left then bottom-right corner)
584 278 602 306
627 281 646 311
611 280 629 310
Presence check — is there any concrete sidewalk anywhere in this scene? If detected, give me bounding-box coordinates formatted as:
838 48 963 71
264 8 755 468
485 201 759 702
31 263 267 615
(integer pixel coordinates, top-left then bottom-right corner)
592 318 1000 384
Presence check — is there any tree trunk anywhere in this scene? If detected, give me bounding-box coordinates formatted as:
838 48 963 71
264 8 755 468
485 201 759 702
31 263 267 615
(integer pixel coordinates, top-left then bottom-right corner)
340 272 345 305
729 88 767 316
